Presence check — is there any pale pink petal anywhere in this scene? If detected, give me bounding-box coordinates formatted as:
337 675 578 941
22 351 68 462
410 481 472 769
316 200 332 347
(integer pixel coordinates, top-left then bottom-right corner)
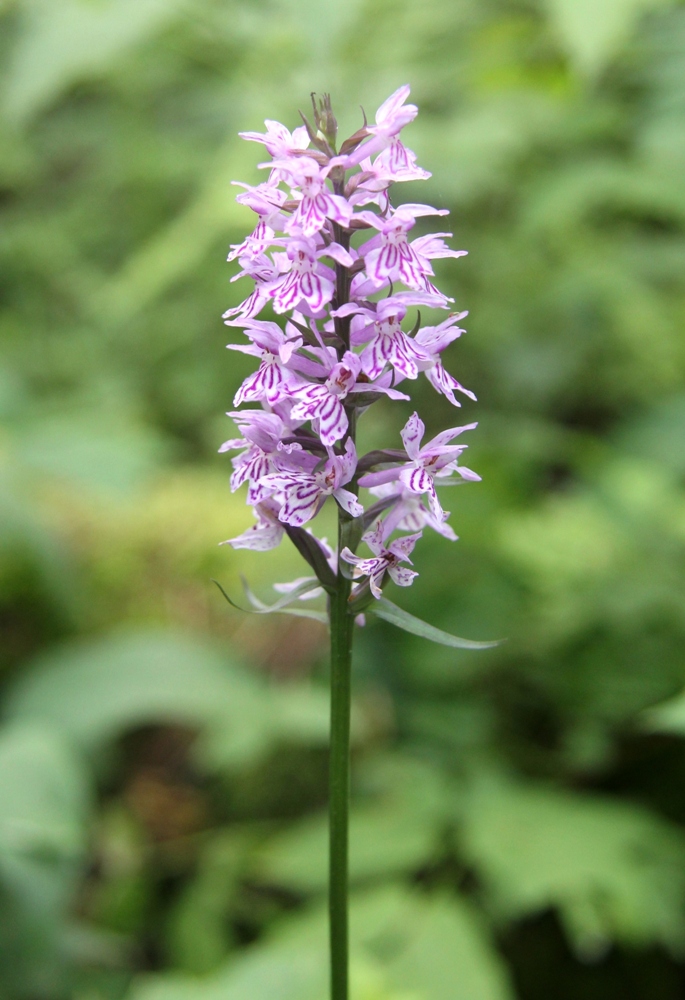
333 488 364 517
400 412 425 459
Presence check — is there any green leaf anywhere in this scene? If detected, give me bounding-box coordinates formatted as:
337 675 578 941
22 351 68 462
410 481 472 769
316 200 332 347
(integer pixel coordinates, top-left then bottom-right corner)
255 802 438 892
0 722 90 890
460 773 685 956
129 885 514 1000
0 723 91 997
351 888 515 1000
16 413 171 498
371 598 501 651
4 0 183 123
544 0 675 77
283 524 337 592
4 630 330 770
165 830 251 975
213 578 328 624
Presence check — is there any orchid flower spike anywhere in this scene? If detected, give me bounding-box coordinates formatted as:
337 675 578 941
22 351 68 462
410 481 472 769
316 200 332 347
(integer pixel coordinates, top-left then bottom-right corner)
221 85 478 609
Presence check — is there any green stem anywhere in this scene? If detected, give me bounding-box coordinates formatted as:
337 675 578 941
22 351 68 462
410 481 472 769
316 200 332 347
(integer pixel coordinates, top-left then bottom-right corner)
328 514 353 1000
329 172 354 1000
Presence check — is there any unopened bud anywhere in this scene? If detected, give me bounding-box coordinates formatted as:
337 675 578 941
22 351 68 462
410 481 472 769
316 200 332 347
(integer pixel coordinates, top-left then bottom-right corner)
311 92 338 148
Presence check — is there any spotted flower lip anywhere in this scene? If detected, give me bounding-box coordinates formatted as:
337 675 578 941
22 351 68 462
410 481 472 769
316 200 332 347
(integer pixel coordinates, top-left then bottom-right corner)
260 440 363 527
358 412 480 521
222 86 480 603
341 521 420 599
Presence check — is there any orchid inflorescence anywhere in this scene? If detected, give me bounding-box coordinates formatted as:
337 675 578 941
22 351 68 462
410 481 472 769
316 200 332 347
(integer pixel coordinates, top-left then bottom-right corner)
221 86 480 616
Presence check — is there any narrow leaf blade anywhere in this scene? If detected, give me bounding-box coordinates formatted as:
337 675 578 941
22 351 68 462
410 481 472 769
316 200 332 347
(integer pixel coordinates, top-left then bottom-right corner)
283 525 337 593
212 579 328 623
371 598 502 650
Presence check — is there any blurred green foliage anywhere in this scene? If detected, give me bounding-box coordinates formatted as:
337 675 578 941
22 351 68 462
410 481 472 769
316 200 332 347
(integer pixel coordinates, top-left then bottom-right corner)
1 0 685 997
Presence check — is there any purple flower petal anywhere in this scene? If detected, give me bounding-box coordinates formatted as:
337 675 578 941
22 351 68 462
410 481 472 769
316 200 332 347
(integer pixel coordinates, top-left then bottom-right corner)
400 413 424 459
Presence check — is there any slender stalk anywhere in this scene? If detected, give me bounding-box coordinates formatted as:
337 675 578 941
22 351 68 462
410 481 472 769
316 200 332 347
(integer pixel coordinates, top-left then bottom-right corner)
329 175 354 1000
328 512 354 1000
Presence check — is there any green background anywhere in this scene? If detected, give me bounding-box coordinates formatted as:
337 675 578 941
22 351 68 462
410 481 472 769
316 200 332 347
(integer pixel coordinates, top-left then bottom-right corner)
1 0 685 997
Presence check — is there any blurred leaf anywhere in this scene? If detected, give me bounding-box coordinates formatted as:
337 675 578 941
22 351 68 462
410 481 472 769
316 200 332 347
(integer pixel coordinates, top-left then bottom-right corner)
460 773 685 956
3 0 183 123
350 887 514 1000
0 720 89 890
0 722 91 996
5 630 330 768
16 413 172 497
614 392 685 476
256 801 439 893
165 830 251 975
126 946 327 1000
129 885 513 1000
545 0 675 77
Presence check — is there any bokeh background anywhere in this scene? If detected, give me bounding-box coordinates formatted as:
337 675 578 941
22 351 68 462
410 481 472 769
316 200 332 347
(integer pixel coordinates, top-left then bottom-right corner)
2 0 685 997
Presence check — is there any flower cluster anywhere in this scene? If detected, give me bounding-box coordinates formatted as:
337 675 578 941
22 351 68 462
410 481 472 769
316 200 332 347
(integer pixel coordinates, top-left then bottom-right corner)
221 87 479 607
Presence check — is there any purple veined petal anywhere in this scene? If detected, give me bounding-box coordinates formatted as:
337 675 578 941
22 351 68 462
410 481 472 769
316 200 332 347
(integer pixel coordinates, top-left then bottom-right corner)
290 398 324 424
333 488 364 517
400 412 425 459
324 242 355 268
396 203 450 219
260 471 307 492
348 383 411 402
231 449 268 492
397 245 427 288
455 464 482 482
278 337 303 364
348 555 383 578
279 482 323 526
331 301 367 319
246 477 275 504
340 546 361 568
360 333 391 380
368 567 386 600
218 437 246 453
382 137 413 172
399 465 433 496
326 193 353 226
361 519 385 555
292 195 328 236
388 332 429 380
223 285 271 322
339 438 358 483
233 365 270 406
243 449 272 485
358 466 404 488
424 480 444 520
299 270 333 312
424 364 476 405
317 394 348 446
388 532 422 561
422 421 478 453
366 244 400 286
223 517 284 551
415 317 467 354
375 84 411 120
272 270 302 313
388 564 419 588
